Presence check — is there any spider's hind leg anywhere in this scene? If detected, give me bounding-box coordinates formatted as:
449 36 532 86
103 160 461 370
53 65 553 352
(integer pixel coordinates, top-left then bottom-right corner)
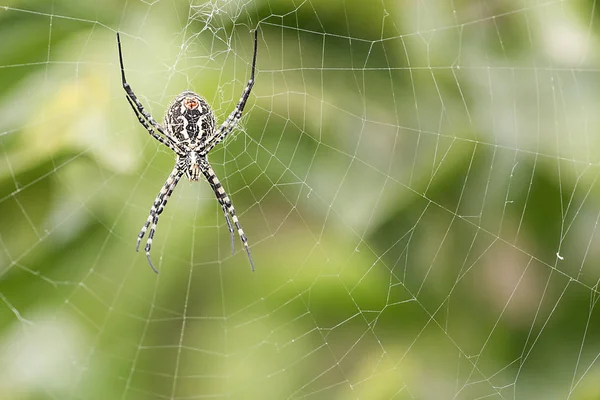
203 29 258 154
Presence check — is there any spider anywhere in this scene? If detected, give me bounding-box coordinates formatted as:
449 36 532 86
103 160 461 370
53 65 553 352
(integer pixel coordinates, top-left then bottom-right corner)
117 30 258 273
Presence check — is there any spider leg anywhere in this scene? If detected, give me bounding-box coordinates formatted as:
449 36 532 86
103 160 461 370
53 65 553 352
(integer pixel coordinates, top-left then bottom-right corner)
125 96 184 156
203 163 255 271
222 204 235 255
117 33 180 153
203 29 258 154
137 166 184 273
205 175 236 254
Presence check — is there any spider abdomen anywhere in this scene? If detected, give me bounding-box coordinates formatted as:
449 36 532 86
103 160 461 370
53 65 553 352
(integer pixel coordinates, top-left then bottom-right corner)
164 91 216 145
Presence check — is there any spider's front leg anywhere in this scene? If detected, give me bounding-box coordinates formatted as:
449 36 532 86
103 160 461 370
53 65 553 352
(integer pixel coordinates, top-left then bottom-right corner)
137 166 184 273
205 180 236 255
201 161 255 271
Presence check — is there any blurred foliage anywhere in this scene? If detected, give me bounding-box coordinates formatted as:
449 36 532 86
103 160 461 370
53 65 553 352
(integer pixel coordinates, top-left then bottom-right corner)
1 0 600 399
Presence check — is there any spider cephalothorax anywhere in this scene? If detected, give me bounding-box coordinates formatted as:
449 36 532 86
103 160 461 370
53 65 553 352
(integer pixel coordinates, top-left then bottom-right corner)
117 30 258 273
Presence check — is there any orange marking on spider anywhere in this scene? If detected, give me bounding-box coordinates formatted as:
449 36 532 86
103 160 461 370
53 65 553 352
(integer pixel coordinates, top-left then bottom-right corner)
183 97 199 110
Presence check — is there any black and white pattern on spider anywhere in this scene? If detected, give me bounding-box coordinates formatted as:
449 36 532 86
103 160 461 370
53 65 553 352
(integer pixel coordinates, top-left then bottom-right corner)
116 29 258 273
164 91 216 144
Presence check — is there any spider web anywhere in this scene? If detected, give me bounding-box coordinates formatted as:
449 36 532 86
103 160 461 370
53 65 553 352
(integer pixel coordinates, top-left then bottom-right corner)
1 0 600 399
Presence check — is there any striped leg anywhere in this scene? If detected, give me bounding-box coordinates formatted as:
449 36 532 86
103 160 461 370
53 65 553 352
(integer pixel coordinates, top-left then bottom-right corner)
202 164 255 271
117 33 181 154
125 96 183 156
202 167 235 253
204 29 258 154
220 202 236 255
137 166 183 273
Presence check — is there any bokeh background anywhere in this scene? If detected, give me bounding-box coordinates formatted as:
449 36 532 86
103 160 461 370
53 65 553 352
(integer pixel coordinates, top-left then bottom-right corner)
1 0 600 399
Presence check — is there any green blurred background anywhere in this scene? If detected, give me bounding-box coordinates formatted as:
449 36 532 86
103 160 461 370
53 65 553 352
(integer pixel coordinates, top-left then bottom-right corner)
1 0 600 399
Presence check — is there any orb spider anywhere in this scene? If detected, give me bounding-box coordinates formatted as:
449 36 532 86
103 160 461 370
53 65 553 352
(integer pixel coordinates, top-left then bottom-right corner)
117 30 257 273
